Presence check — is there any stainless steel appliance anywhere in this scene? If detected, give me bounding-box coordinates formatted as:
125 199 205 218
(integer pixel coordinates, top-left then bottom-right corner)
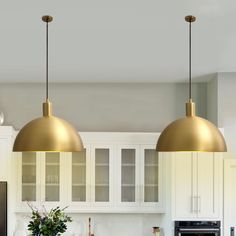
0 181 7 236
175 221 220 236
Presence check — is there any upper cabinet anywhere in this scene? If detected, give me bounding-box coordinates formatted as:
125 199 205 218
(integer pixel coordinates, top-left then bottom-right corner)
141 146 162 205
71 149 87 202
16 132 165 213
172 152 222 219
16 152 64 208
116 144 164 212
21 152 37 202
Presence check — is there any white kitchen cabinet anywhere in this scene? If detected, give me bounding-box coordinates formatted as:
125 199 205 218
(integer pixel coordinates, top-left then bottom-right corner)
116 144 164 212
16 152 69 210
116 145 140 207
71 148 89 203
16 132 164 213
91 145 114 205
172 152 222 219
224 158 236 236
141 145 164 209
67 144 115 210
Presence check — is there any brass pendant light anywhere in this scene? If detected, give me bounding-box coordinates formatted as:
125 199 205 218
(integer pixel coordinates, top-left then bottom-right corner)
156 15 227 152
13 15 83 152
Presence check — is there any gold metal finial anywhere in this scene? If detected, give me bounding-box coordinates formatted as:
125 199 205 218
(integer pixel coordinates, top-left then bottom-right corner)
186 99 195 116
42 15 53 23
185 15 196 23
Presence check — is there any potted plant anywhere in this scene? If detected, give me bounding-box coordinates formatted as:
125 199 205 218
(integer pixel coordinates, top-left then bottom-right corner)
28 204 72 236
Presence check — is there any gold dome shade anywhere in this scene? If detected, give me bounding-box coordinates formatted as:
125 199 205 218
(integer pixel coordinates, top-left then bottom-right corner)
13 101 83 152
156 101 227 152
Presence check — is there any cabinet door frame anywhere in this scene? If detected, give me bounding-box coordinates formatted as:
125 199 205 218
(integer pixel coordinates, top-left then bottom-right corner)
40 152 65 208
116 144 140 208
15 152 41 210
172 152 222 220
140 145 165 212
68 145 92 210
172 152 198 219
224 158 236 236
90 144 115 208
196 152 222 219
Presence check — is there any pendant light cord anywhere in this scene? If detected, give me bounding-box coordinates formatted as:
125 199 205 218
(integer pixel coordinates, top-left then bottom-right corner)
46 21 49 101
189 21 192 101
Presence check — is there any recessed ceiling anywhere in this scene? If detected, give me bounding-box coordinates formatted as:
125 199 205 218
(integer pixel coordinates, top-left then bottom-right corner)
0 0 236 83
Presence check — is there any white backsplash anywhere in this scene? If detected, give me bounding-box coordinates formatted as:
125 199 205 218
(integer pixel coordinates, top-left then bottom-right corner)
14 213 165 236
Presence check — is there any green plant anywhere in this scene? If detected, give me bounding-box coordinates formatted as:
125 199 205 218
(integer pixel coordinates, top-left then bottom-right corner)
28 204 72 236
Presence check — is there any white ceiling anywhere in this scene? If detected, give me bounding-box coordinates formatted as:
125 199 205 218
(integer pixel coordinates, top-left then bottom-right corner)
0 0 236 83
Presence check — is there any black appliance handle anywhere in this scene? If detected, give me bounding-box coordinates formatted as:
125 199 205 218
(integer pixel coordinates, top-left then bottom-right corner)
178 228 220 232
231 227 235 236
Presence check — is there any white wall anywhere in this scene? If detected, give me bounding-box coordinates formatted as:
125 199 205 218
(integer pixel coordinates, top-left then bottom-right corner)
217 72 236 153
14 213 164 236
207 76 218 125
0 82 206 132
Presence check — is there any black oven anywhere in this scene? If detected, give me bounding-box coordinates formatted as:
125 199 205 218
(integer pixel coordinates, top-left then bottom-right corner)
175 221 220 236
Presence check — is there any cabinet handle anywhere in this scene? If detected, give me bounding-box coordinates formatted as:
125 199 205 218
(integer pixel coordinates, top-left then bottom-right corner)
231 227 235 236
191 196 197 213
195 196 198 213
198 196 201 213
192 196 198 213
191 196 194 213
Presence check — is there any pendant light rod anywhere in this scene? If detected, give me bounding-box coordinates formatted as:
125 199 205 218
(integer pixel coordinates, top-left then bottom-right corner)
46 21 49 100
185 15 196 101
42 15 53 101
189 20 192 100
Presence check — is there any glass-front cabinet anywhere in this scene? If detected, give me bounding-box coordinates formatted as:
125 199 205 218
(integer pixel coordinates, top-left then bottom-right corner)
90 145 114 206
44 153 60 202
16 133 164 213
117 144 164 211
121 149 136 202
71 150 87 202
70 145 114 208
21 152 37 202
94 148 110 202
117 145 139 206
17 152 62 208
140 145 163 209
144 148 159 202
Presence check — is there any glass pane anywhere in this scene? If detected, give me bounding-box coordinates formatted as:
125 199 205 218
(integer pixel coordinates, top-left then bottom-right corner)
95 186 109 202
22 186 36 201
22 152 36 201
121 149 135 202
122 186 135 202
145 186 158 202
45 186 59 201
95 149 109 202
45 152 60 201
72 186 86 201
72 151 86 202
144 149 159 202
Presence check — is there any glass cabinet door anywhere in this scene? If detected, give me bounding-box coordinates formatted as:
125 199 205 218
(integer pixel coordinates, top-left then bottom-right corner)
121 149 136 202
95 148 110 202
21 152 37 201
144 149 159 202
45 152 60 201
72 150 86 202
